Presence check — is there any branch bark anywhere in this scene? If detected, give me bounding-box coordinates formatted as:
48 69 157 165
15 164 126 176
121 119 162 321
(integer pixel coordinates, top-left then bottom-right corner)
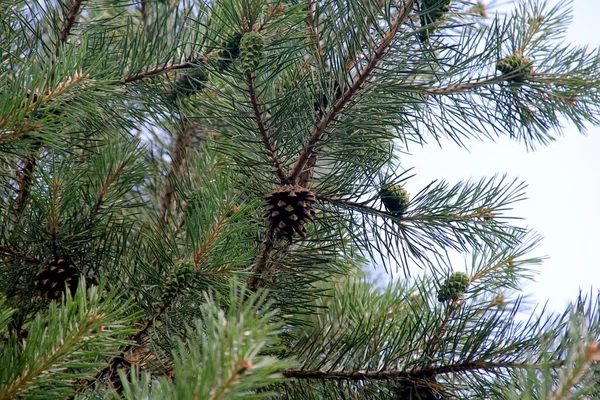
245 74 287 183
289 0 416 185
121 62 197 84
56 0 84 56
281 360 560 381
13 0 85 220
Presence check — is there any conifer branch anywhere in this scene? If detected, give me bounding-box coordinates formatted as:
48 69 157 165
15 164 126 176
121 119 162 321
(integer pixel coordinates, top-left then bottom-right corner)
423 296 462 360
423 76 506 95
0 245 40 264
1 315 102 399
319 194 493 222
248 232 275 291
10 73 88 220
547 342 600 400
121 62 197 84
281 360 562 381
245 74 287 183
304 0 325 71
56 0 84 56
193 204 230 265
317 194 382 214
77 302 169 395
289 0 416 184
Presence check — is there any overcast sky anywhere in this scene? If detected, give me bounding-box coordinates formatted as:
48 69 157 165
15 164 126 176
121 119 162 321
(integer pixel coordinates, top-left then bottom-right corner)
404 0 600 310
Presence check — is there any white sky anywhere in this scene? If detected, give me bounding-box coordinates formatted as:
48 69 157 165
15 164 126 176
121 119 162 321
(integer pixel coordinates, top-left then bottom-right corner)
405 0 600 310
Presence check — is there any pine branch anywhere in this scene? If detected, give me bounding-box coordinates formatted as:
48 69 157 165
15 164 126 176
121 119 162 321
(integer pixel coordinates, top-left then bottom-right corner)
0 286 136 400
9 72 89 220
547 342 600 400
289 0 416 185
75 302 169 396
121 62 196 84
0 245 40 264
56 0 84 56
422 76 507 96
304 0 326 71
247 232 275 291
245 74 287 183
281 360 562 381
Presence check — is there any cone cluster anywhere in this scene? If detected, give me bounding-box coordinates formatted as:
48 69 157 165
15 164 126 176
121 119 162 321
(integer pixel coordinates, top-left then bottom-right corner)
496 54 533 82
380 183 410 216
437 272 470 302
34 258 79 300
240 31 265 74
265 184 316 241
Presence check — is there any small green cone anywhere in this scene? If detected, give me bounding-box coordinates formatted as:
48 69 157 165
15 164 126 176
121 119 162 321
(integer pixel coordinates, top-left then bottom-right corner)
163 263 195 301
497 53 533 82
380 183 410 216
239 31 265 74
437 272 471 302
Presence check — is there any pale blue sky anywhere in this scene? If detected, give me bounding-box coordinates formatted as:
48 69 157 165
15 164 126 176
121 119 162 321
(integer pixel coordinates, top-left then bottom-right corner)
406 0 600 310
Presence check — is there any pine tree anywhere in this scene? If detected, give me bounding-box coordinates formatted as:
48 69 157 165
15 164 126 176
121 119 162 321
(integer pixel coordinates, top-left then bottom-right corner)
1 0 600 398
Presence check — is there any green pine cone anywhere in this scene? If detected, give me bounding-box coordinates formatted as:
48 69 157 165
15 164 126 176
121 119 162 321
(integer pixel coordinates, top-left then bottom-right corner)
380 183 410 216
496 54 533 82
163 264 195 301
239 31 265 74
437 272 471 302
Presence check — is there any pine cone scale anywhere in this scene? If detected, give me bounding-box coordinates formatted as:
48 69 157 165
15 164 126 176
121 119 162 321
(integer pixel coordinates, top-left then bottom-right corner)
265 184 316 241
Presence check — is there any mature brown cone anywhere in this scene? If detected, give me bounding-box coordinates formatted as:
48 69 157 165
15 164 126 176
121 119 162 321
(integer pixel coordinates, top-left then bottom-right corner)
34 258 79 300
264 184 316 241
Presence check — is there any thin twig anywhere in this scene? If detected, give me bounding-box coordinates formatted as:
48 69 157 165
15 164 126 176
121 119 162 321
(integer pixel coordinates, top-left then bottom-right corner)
423 76 502 96
13 0 85 220
245 74 287 183
0 245 40 264
289 0 416 184
247 231 275 291
56 0 84 56
121 62 196 84
74 302 169 396
304 0 326 71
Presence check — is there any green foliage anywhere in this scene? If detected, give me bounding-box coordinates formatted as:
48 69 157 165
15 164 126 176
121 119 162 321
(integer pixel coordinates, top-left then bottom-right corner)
239 31 265 74
0 284 137 400
1 0 600 398
118 284 295 399
437 271 471 302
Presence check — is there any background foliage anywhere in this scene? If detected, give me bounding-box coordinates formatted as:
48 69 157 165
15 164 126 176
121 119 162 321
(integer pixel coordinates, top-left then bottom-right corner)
1 0 599 398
